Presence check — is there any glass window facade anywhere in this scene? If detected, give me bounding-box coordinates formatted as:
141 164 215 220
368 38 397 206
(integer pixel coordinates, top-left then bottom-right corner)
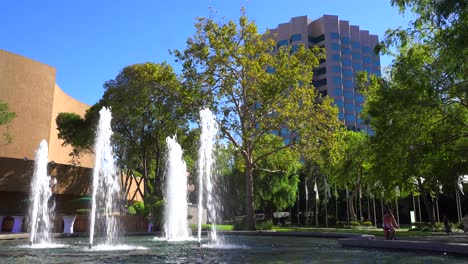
330 32 340 39
345 114 356 122
351 52 361 59
331 54 341 61
277 39 289 48
344 91 353 99
331 43 340 50
355 94 364 103
351 42 361 49
334 88 343 96
343 80 353 88
342 59 351 66
333 76 341 84
332 65 341 73
343 70 353 77
341 37 350 44
290 34 302 42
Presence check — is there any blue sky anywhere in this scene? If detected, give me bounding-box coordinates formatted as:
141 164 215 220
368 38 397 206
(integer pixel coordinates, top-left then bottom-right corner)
1 0 414 105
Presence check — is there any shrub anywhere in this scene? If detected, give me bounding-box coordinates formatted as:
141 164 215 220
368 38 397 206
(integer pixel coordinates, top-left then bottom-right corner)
361 221 373 226
433 222 444 232
133 201 146 215
127 205 136 215
349 221 361 226
256 220 273 230
335 221 347 228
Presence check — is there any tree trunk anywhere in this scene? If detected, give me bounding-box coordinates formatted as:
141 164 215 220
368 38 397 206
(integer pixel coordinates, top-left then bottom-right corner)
245 158 256 230
348 183 360 221
417 179 434 223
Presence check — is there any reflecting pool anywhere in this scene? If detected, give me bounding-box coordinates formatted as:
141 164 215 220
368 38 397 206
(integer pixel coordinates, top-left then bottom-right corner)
0 235 466 263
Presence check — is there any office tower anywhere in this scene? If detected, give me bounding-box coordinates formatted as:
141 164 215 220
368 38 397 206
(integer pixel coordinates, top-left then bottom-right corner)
270 15 381 131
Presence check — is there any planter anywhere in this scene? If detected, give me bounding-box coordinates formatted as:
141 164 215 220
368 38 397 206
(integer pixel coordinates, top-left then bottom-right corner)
63 215 77 234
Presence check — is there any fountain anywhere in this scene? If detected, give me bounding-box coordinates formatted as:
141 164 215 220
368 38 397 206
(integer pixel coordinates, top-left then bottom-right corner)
197 108 219 245
89 107 122 248
28 140 55 245
164 136 191 241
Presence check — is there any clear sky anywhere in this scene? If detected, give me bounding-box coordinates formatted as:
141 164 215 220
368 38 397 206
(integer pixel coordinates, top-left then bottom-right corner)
1 0 414 105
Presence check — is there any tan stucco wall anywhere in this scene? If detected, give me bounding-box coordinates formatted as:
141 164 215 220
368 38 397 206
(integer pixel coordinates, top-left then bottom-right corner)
49 84 94 168
0 49 93 167
0 50 144 202
0 49 56 160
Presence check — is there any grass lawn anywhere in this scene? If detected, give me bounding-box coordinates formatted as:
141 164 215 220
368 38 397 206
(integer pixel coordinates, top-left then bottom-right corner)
188 224 451 237
272 226 445 237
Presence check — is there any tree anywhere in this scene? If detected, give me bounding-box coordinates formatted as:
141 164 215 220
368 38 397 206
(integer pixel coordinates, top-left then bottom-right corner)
355 0 467 222
324 130 371 221
0 100 16 146
173 10 341 229
57 62 200 209
254 134 301 220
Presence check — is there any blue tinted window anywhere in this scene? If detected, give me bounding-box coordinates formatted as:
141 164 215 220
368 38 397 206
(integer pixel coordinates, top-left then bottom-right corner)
331 43 340 50
357 118 363 124
290 34 302 42
277 39 289 48
338 112 344 120
342 48 351 55
343 59 351 66
351 42 361 49
291 45 299 53
373 60 380 66
330 32 340 39
363 56 371 63
356 95 364 103
344 80 353 88
332 66 341 73
341 37 350 44
362 46 371 53
345 114 356 122
281 127 289 135
343 70 353 77
335 100 343 108
334 88 343 96
365 67 371 73
355 106 363 113
353 64 362 71
331 54 341 61
333 76 341 84
345 103 354 111
344 91 353 99
267 66 275 73
352 52 361 59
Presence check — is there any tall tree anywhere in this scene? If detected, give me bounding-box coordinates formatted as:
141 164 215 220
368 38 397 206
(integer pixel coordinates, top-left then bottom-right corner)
355 0 467 221
254 134 301 220
57 62 200 208
173 11 341 229
0 100 16 146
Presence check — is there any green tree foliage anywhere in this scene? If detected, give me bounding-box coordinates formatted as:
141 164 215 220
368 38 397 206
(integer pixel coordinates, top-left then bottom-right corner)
356 0 467 221
254 134 301 218
56 63 199 208
323 130 371 221
0 100 16 146
173 10 341 229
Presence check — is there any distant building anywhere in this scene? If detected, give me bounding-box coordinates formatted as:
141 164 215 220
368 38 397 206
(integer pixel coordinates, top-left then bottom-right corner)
270 15 381 131
0 50 143 230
